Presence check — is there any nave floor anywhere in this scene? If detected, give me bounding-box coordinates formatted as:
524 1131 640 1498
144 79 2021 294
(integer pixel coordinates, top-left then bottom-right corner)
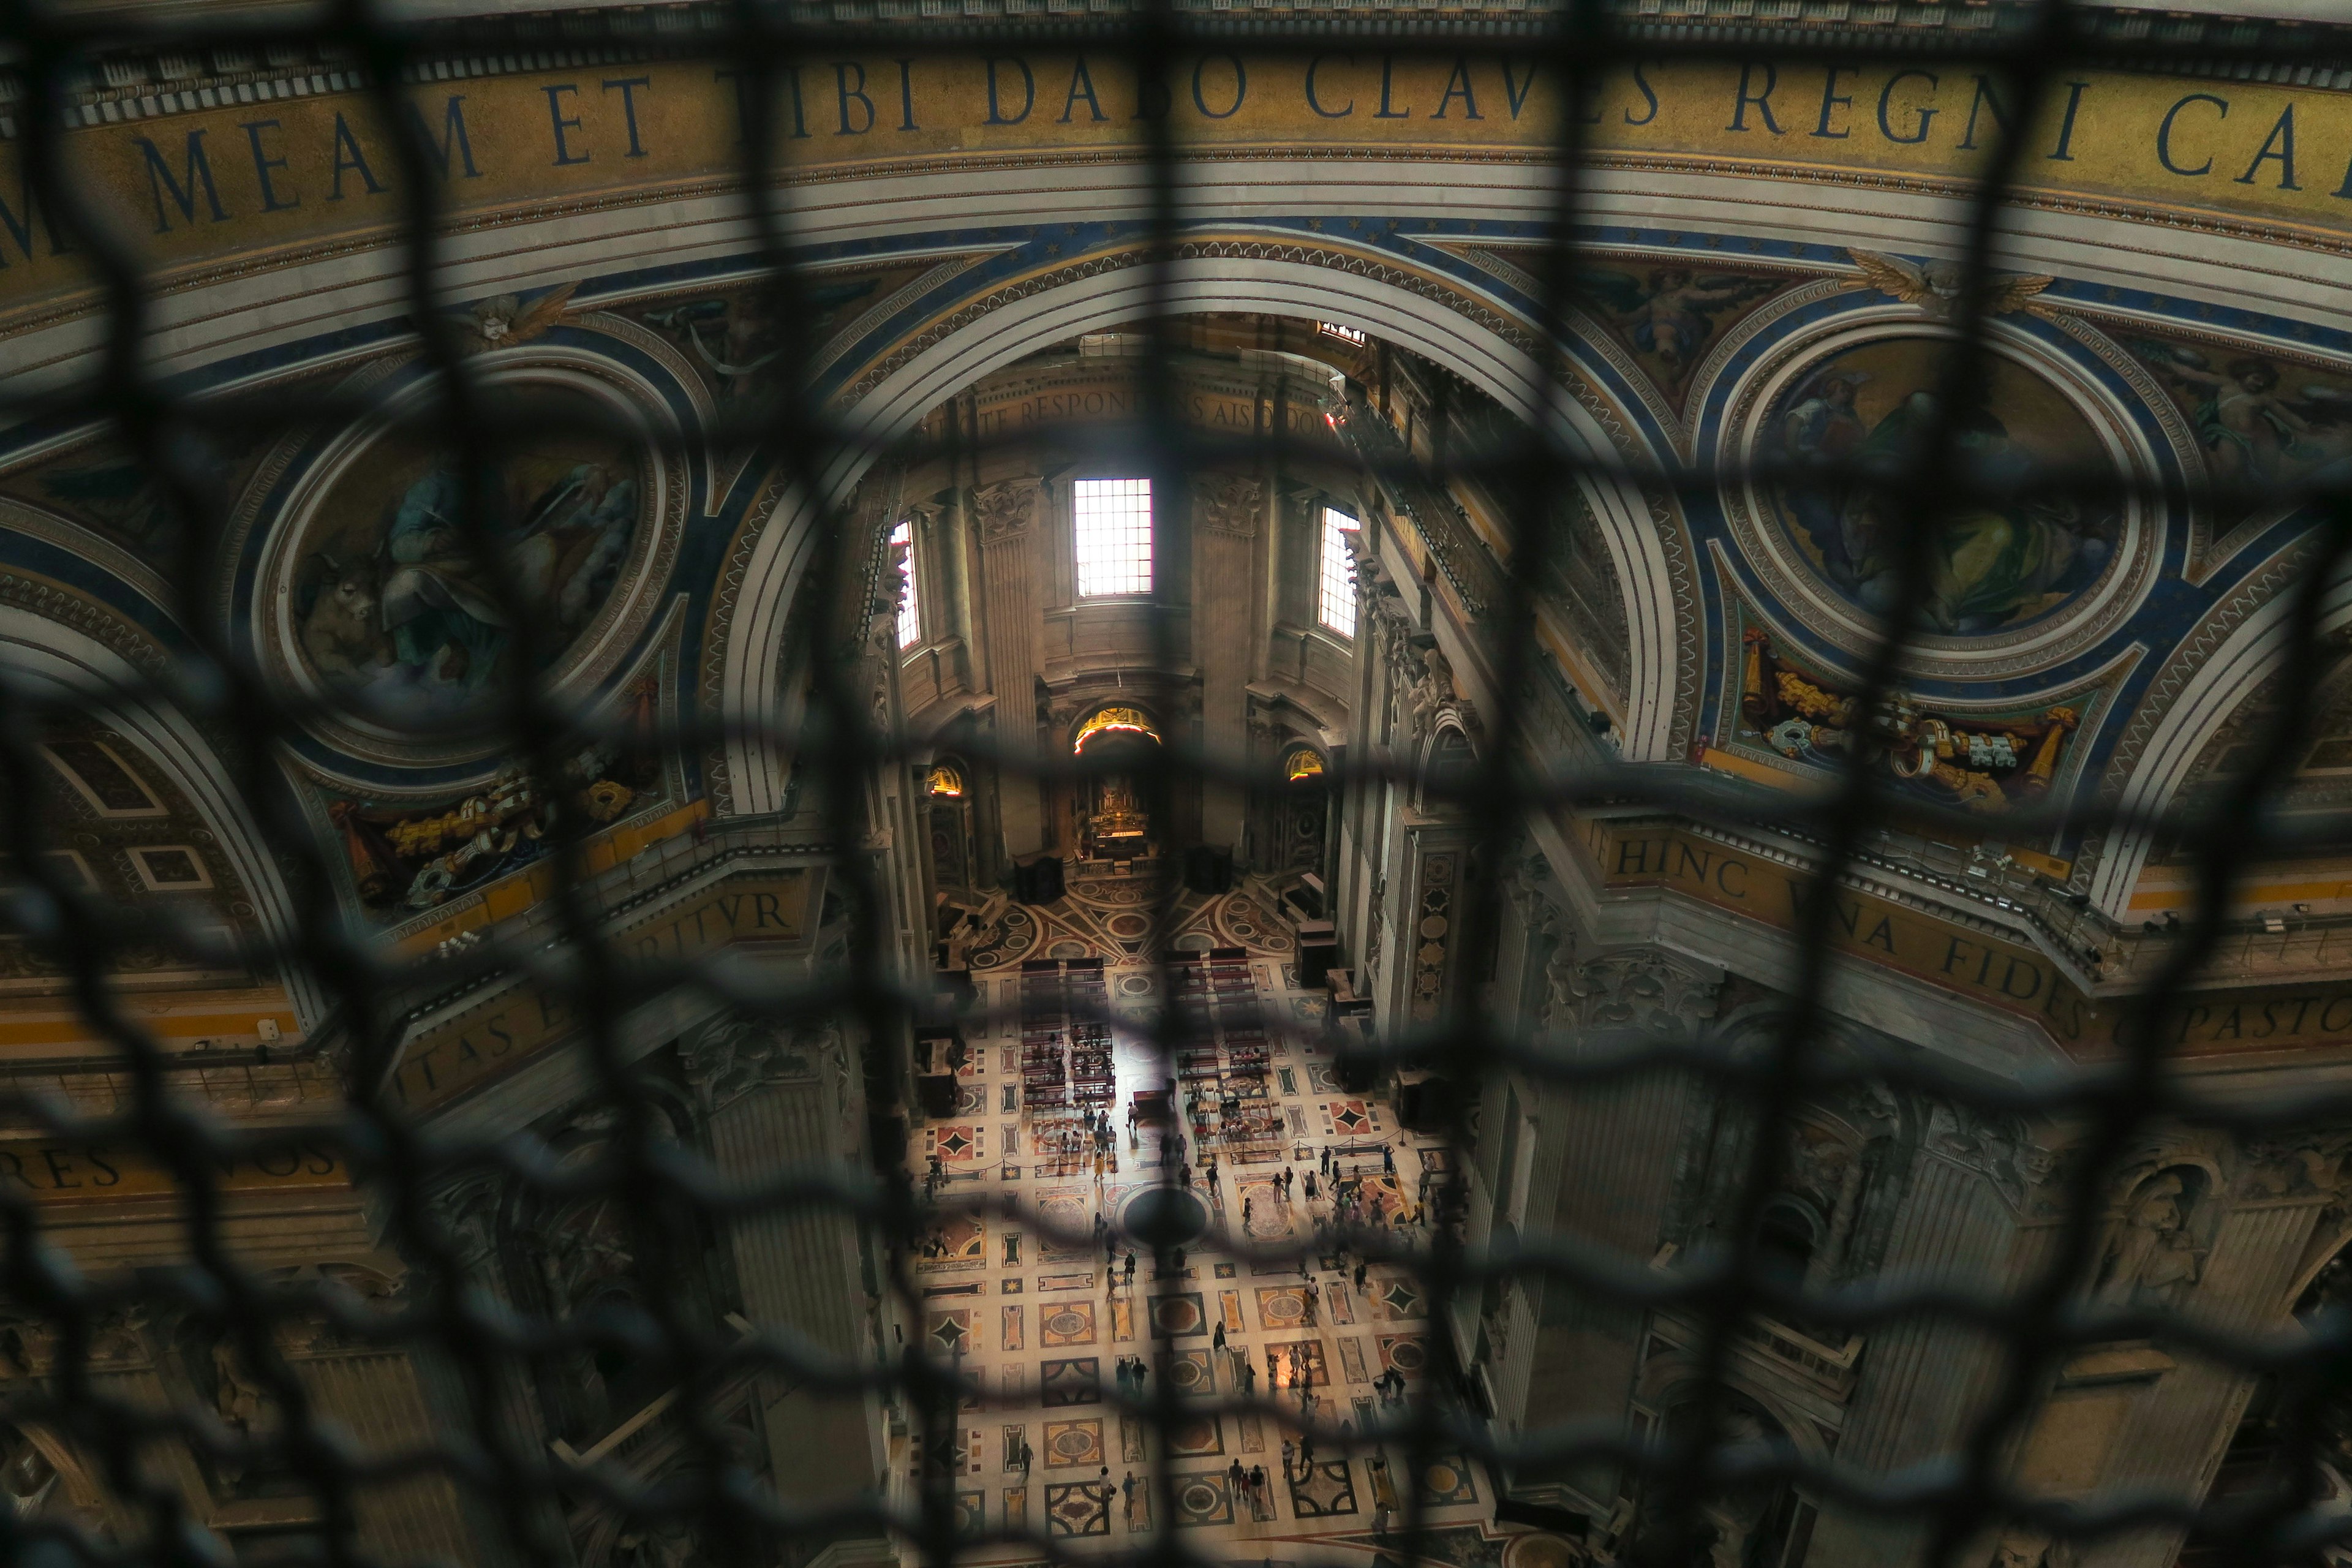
896 892 1532 1567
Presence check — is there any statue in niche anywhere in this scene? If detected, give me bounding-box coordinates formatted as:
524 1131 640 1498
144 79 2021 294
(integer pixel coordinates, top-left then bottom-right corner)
201 1338 276 1490
613 1517 699 1568
2094 1170 2204 1310
536 1196 643 1439
1988 1525 2070 1568
212 1341 267 1435
0 1427 58 1518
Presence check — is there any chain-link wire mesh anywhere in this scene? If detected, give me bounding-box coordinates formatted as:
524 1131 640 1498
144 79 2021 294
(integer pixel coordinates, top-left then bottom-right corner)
2 4 2351 1568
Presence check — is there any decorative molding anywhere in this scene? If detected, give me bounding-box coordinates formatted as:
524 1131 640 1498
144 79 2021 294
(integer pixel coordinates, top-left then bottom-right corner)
0 570 170 676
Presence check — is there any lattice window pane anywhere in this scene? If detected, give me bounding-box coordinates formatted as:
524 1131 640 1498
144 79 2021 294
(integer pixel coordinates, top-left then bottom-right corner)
1073 477 1153 598
1319 507 1359 638
891 518 920 650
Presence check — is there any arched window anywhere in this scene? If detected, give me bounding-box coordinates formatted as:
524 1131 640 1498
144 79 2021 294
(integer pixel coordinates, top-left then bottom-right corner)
1283 746 1327 783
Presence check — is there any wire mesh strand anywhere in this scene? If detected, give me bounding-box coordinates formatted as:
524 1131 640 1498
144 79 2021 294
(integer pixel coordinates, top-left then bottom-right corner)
0 6 2348 1568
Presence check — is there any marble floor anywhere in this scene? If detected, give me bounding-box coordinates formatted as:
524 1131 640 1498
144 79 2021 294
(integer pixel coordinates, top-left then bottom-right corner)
895 871 1520 1566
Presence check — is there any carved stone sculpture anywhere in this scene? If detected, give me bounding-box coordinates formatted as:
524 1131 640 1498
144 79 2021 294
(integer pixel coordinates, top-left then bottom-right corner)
2095 1171 2203 1308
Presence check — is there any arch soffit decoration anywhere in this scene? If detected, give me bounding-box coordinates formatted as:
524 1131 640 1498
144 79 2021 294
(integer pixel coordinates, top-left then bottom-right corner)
717 243 1686 813
2087 555 2352 916
0 602 317 1022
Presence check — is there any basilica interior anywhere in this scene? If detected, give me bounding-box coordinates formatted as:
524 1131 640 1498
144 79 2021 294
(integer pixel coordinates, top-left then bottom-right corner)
6 10 2352 1568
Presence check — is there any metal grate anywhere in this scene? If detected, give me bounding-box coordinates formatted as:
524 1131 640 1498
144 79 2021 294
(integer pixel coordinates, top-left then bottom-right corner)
0 6 2348 1568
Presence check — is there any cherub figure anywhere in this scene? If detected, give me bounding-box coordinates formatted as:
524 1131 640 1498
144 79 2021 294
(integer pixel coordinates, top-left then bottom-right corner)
2136 343 2352 486
1577 268 1777 376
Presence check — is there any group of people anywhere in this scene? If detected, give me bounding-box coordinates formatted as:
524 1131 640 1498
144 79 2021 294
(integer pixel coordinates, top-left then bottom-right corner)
1269 1343 1318 1397
1112 1355 1153 1396
1223 1459 1276 1520
1117 1466 1272 1528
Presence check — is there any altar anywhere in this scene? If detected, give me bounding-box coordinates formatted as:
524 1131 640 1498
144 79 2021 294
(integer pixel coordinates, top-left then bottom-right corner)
1086 774 1150 861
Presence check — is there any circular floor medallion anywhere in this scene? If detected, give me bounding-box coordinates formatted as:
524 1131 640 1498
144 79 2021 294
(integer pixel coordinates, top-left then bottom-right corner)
1122 1187 1210 1248
1109 913 1152 937
1045 1308 1088 1338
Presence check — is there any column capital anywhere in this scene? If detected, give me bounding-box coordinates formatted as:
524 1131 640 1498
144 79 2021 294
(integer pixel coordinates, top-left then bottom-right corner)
972 478 1039 543
1193 472 1265 538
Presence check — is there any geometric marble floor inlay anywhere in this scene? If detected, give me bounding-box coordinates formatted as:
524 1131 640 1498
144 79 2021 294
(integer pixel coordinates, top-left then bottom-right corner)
889 889 1502 1561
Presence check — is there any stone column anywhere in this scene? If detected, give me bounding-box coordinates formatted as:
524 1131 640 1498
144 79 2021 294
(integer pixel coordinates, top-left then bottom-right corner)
286 1328 478 1563
1193 472 1264 850
1511 949 1719 1513
1806 1112 2030 1568
973 478 1045 859
683 1019 887 1531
